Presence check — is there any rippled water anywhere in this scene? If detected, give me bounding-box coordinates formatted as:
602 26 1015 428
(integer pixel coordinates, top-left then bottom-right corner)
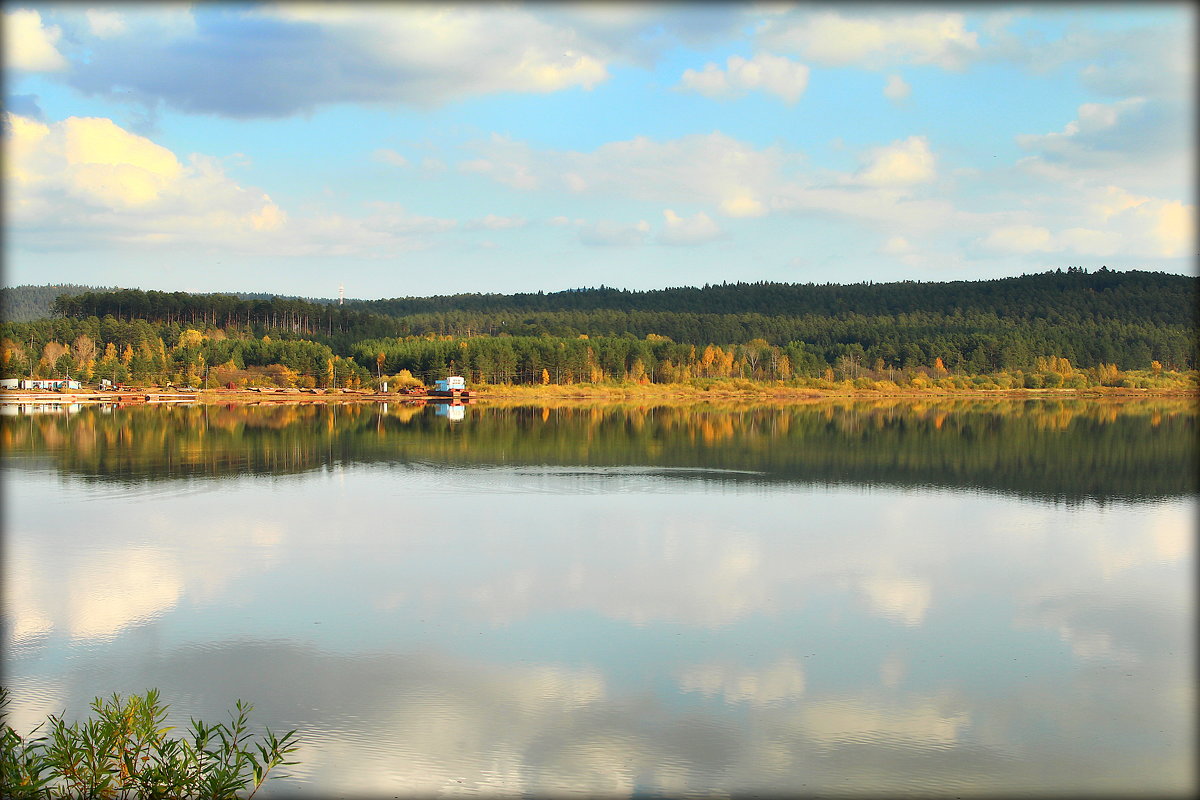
2 398 1195 796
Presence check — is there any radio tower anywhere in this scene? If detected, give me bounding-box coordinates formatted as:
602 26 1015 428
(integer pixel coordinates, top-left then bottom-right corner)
338 284 344 306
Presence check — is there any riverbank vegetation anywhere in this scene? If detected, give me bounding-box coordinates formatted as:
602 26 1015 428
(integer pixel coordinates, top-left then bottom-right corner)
0 687 298 799
2 269 1194 392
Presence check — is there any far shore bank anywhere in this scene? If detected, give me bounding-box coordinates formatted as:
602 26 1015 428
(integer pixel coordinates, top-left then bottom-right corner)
2 384 1195 407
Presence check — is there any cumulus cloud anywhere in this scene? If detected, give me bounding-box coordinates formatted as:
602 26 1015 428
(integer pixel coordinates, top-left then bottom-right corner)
3 112 470 258
980 184 1194 259
4 112 286 244
658 209 723 245
679 52 810 103
1017 98 1168 166
759 9 980 69
857 136 936 186
461 130 985 241
883 74 911 103
59 4 612 117
4 8 68 71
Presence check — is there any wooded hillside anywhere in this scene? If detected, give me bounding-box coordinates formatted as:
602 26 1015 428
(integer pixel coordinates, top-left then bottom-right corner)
3 268 1195 389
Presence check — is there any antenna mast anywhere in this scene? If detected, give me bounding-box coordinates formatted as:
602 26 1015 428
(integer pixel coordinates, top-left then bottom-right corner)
338 284 344 306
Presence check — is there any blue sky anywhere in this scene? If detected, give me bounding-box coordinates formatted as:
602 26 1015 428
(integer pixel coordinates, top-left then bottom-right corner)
3 2 1194 299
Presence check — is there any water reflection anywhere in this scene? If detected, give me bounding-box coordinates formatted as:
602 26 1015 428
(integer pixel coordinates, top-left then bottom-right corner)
2 397 1194 502
2 398 1194 796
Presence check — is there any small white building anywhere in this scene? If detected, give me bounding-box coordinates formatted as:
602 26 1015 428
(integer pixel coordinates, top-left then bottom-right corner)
19 378 82 390
434 376 466 392
0 378 20 390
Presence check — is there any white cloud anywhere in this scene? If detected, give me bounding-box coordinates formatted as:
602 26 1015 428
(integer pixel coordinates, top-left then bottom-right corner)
883 74 911 103
760 10 980 69
881 236 912 255
980 187 1194 259
466 214 528 231
981 224 1059 254
459 146 541 190
464 131 790 220
1013 93 1189 198
359 201 457 235
1017 98 1151 163
67 4 615 115
3 112 474 259
372 148 409 167
85 8 127 38
659 209 723 245
857 136 936 186
1054 228 1123 257
4 8 67 71
578 219 651 247
4 113 285 242
679 52 810 104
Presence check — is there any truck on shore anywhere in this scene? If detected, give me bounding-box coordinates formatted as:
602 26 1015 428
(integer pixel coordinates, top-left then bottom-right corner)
427 376 471 399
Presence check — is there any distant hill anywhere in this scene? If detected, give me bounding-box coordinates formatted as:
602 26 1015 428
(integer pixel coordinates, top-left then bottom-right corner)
0 284 119 323
1 284 339 322
345 269 1196 325
15 268 1198 375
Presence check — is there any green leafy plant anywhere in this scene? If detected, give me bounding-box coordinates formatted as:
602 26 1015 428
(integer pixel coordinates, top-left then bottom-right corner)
0 687 299 799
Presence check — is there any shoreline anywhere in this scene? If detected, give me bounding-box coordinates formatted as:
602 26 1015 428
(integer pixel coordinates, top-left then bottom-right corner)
2 384 1195 406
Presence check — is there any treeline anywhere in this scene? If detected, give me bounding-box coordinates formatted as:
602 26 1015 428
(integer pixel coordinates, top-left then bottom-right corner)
3 284 345 323
5 269 1195 388
49 289 392 344
364 308 1195 371
1 315 371 388
0 284 120 323
351 334 1190 390
349 268 1195 325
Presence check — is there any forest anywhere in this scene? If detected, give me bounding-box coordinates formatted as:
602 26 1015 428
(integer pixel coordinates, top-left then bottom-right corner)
1 268 1195 390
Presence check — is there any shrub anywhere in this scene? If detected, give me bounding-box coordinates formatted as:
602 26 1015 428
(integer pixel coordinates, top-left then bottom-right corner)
0 687 299 800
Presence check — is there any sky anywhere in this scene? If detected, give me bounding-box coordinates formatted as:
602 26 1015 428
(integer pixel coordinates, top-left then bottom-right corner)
2 2 1195 300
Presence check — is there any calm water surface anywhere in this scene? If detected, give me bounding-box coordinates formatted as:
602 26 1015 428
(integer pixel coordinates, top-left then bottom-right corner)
2 398 1195 796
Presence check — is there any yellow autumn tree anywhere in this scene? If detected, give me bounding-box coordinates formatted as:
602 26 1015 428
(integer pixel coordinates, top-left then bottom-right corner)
176 329 205 349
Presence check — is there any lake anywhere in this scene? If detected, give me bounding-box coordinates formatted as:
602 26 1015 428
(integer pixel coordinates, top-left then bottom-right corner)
2 397 1194 796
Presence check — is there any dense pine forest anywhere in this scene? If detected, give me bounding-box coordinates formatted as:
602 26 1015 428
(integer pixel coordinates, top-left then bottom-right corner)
1 269 1196 390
